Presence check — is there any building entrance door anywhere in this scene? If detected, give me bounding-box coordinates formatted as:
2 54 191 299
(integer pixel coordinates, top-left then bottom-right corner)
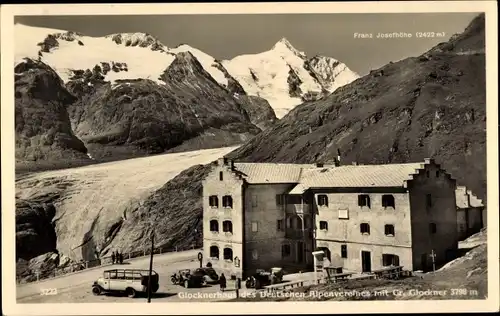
361 251 371 272
297 242 304 263
420 253 428 271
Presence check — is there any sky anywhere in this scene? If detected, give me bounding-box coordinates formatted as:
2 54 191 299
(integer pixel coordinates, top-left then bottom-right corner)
15 13 479 75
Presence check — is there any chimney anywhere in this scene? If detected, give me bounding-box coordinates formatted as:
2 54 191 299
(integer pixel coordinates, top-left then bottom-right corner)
333 158 340 167
230 160 235 170
352 162 358 166
218 157 228 166
337 149 341 165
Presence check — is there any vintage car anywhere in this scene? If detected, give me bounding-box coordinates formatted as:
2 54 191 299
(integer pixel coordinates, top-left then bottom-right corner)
245 267 284 289
171 267 219 288
92 269 159 298
195 267 220 284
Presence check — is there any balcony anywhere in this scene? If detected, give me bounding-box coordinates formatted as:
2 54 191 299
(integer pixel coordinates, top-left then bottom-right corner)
285 228 313 240
285 203 311 214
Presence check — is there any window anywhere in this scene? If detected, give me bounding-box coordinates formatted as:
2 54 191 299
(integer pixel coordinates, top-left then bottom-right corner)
382 195 395 208
304 217 310 229
458 223 466 233
287 195 302 204
276 194 284 206
222 220 233 233
358 195 371 208
429 223 437 234
382 254 400 266
219 171 223 181
290 216 301 229
252 249 258 260
251 221 258 232
360 223 370 234
426 194 432 208
341 245 348 258
209 220 219 232
281 244 291 258
317 195 328 207
222 195 233 208
210 246 219 259
319 221 328 230
209 195 219 208
384 224 395 236
338 209 349 219
276 219 284 231
223 248 233 261
252 195 258 207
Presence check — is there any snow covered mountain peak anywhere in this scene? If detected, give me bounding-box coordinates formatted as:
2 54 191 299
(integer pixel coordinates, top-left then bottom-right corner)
105 32 166 51
222 38 360 118
271 37 305 58
14 23 359 119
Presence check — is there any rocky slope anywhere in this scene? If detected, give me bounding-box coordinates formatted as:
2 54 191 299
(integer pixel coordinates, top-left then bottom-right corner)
64 51 263 161
15 58 90 171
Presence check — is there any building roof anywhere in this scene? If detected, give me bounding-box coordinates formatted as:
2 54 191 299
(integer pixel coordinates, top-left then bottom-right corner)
455 186 484 208
289 163 424 194
455 186 469 208
233 163 317 184
214 158 459 192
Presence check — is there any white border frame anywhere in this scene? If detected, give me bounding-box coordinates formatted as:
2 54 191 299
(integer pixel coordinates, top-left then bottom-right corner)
1 1 498 315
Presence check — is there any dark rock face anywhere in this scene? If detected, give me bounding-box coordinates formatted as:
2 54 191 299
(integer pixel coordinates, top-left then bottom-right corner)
122 14 487 251
237 95 277 131
16 199 57 261
16 251 77 283
15 59 89 170
287 66 303 98
65 52 262 161
211 61 246 95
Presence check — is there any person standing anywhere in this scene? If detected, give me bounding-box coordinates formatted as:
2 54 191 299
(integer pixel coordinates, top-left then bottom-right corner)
119 251 124 264
219 273 227 292
111 251 116 264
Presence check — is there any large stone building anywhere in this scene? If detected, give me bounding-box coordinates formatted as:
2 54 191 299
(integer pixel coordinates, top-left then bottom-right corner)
202 157 460 277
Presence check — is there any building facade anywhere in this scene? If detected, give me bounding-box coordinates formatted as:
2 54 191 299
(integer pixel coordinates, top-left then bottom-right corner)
455 186 485 240
202 157 461 277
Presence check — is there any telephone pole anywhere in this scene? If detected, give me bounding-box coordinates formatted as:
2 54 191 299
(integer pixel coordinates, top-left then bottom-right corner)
147 230 155 303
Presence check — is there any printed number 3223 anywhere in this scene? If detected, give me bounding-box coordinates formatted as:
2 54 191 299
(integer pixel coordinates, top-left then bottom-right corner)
40 288 58 295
